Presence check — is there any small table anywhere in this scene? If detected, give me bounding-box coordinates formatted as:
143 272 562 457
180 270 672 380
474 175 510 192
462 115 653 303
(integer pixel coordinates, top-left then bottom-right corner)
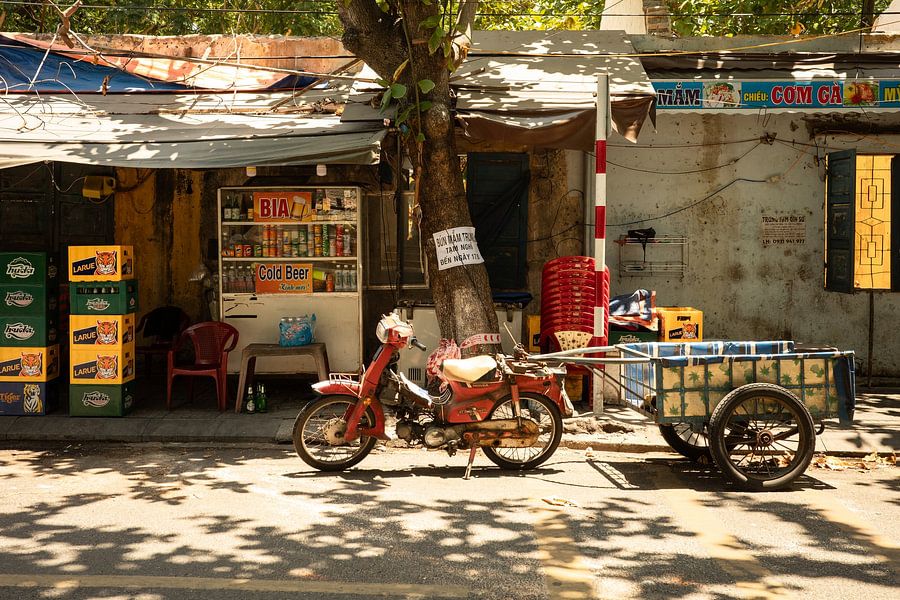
234 342 330 412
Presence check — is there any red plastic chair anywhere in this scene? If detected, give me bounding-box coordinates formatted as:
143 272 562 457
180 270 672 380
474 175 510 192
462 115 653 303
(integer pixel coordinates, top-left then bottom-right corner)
166 321 239 411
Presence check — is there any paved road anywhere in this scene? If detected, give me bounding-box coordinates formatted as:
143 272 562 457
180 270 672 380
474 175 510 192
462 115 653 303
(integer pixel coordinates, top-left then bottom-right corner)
0 444 896 599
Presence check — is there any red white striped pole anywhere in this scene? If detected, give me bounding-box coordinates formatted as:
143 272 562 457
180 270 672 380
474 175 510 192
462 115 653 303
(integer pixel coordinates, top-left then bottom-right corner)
593 74 609 413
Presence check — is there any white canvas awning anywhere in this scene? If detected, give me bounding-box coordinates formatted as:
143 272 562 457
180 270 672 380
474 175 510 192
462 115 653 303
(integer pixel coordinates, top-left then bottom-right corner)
0 91 385 169
453 30 656 147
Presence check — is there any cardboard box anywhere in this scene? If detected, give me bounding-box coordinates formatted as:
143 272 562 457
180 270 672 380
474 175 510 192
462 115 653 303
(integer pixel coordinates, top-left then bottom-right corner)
526 315 541 352
0 381 57 416
68 382 134 417
0 314 58 347
0 284 58 317
70 342 136 384
0 345 60 381
608 329 659 345
0 252 58 286
69 281 139 315
70 313 135 348
657 307 703 342
68 245 134 282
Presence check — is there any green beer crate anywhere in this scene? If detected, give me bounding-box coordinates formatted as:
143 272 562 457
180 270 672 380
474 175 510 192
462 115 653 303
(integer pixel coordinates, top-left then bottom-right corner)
70 280 139 315
0 252 59 286
0 283 58 317
608 328 659 345
0 314 58 347
68 381 135 417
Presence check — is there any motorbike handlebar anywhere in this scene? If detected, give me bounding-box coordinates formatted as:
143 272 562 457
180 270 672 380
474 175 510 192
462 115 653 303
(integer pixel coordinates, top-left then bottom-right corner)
410 337 427 352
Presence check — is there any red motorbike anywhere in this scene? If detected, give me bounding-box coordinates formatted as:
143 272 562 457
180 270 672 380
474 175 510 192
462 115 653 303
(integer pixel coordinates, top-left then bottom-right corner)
292 313 572 478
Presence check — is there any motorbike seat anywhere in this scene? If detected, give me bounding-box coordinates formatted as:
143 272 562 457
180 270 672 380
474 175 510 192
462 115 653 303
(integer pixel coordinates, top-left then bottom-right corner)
442 356 498 383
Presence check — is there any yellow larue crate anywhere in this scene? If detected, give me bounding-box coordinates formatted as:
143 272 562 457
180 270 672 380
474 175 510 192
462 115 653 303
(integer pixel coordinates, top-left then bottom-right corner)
68 245 135 282
70 313 135 348
70 342 136 384
658 307 703 342
0 344 60 382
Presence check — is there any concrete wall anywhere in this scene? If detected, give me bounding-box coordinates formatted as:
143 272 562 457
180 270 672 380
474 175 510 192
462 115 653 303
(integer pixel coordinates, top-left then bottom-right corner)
605 111 900 376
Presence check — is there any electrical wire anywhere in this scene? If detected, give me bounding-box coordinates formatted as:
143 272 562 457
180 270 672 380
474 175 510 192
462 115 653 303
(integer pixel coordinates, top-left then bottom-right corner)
0 1 895 20
607 178 769 227
607 141 763 175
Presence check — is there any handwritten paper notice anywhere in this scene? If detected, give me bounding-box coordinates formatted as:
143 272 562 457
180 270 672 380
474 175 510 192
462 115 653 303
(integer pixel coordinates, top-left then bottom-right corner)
433 227 484 271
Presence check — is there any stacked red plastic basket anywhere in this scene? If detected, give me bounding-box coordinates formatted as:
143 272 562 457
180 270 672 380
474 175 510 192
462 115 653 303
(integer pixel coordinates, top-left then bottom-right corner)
540 256 606 352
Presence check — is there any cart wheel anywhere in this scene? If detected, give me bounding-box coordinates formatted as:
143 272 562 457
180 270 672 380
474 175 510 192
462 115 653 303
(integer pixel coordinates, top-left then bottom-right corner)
709 383 815 491
658 423 711 461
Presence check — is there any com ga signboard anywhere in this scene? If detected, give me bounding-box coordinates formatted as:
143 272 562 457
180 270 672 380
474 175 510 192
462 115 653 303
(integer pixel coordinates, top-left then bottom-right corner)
654 80 900 109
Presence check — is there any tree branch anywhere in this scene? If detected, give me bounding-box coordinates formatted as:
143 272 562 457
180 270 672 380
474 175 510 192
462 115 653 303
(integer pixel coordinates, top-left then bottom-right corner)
451 0 478 69
336 0 407 80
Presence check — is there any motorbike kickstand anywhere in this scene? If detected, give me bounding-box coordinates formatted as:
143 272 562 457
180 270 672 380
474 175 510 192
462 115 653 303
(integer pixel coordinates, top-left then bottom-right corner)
463 445 478 480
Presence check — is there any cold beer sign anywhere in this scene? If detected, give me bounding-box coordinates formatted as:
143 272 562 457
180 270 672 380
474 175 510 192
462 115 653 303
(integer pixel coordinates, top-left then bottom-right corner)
253 191 312 222
255 263 313 294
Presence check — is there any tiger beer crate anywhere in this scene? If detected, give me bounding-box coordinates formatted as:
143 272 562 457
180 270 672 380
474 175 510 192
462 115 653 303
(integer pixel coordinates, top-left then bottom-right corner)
68 381 134 417
68 245 135 282
0 283 58 317
69 313 135 349
0 314 59 347
0 381 58 416
69 342 136 385
0 252 59 286
0 344 60 382
657 307 703 342
69 281 139 315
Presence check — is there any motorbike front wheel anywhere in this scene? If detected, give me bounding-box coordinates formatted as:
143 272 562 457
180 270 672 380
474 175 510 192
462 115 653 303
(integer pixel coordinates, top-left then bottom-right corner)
292 395 377 471
482 393 563 471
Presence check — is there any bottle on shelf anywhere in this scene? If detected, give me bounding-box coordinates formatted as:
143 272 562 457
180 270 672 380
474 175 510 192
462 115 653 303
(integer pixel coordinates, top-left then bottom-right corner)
239 198 247 221
349 266 357 291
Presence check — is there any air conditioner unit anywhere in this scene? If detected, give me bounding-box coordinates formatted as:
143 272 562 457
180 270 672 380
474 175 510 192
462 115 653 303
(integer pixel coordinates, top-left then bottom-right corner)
394 305 523 386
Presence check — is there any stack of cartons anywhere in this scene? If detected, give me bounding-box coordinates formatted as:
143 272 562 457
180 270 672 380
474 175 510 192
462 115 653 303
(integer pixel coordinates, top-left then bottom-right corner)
68 246 138 416
0 252 61 415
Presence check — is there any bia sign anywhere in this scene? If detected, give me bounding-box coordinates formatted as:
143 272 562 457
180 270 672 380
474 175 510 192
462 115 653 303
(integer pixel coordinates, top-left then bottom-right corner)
252 191 312 222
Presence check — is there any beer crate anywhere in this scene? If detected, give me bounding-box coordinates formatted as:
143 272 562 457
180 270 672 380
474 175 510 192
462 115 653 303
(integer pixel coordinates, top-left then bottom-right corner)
0 344 60 382
657 307 703 342
608 328 659 345
0 381 57 416
68 381 134 417
0 252 59 286
0 283 58 317
68 245 135 282
0 314 58 347
69 281 139 315
70 313 135 348
70 342 136 384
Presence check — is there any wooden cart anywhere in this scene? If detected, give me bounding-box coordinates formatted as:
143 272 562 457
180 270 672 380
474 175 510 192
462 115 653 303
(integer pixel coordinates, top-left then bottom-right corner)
535 340 856 491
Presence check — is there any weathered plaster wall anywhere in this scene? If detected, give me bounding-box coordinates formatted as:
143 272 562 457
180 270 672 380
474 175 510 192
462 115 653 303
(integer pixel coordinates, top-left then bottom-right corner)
606 112 900 376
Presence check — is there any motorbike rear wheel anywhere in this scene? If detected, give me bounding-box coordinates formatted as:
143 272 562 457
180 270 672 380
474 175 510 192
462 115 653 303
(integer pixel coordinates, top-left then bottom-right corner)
482 393 563 471
292 395 377 471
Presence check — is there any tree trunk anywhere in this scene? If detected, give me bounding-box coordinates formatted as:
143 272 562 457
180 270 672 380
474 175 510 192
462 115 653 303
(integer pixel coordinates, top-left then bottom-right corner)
338 2 498 354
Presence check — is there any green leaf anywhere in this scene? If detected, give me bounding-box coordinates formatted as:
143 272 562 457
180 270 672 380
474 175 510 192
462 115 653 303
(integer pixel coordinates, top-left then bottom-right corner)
397 105 414 124
389 83 408 99
417 79 435 94
428 27 445 54
418 100 433 112
375 78 390 88
416 132 425 143
419 14 442 30
379 88 393 111
375 0 390 13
